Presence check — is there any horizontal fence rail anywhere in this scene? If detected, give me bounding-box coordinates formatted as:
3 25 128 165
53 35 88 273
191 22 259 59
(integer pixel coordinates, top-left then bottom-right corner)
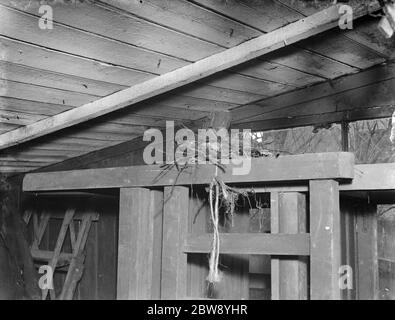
184 233 310 256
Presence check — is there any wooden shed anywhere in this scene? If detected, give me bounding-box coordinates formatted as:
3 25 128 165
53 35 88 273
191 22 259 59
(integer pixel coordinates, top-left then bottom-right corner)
0 0 395 300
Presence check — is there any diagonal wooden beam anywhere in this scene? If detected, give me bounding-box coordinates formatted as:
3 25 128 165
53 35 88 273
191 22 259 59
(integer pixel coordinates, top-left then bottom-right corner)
0 4 374 150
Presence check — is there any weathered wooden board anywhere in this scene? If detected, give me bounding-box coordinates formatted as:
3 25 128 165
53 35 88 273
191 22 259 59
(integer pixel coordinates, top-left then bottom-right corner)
340 199 358 300
233 61 395 124
203 71 293 96
355 203 379 299
345 18 395 59
271 192 308 299
342 163 395 191
0 96 71 116
192 0 301 33
184 233 310 255
151 189 164 299
0 36 153 86
99 0 262 47
0 61 125 97
233 105 395 132
235 77 395 124
264 46 359 79
309 179 341 299
161 186 189 299
0 5 358 149
299 29 384 69
0 5 186 74
117 188 156 299
0 110 46 126
0 0 222 62
1 80 98 107
230 59 324 88
277 0 388 57
192 0 382 71
22 152 355 191
0 37 266 107
187 190 209 298
0 122 20 133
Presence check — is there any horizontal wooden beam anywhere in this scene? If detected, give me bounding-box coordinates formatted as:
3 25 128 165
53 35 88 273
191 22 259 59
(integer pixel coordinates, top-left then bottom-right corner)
0 4 364 150
232 105 394 132
22 152 354 191
31 249 73 264
341 163 395 191
184 233 310 256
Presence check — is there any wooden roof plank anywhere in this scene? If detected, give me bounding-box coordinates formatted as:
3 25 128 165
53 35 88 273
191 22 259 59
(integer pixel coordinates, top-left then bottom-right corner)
232 105 394 132
0 5 187 74
192 0 381 74
264 46 359 79
98 0 262 47
0 36 154 86
0 122 19 133
298 30 385 69
0 39 268 105
1 80 99 107
230 59 325 87
1 0 223 62
190 0 303 32
0 97 71 116
233 61 395 123
0 61 126 96
0 110 46 125
277 0 390 56
202 71 294 96
0 4 356 150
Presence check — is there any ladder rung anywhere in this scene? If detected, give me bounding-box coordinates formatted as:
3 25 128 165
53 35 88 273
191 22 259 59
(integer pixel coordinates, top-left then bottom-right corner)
31 249 73 263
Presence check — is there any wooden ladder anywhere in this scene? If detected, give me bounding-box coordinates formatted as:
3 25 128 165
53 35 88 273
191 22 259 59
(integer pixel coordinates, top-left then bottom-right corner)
23 208 98 300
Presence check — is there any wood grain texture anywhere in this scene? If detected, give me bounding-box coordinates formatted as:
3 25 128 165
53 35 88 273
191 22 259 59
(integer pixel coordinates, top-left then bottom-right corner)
271 192 308 300
234 60 395 123
0 4 355 150
309 179 341 300
161 186 189 299
22 152 355 191
117 188 156 299
185 233 310 255
0 5 186 74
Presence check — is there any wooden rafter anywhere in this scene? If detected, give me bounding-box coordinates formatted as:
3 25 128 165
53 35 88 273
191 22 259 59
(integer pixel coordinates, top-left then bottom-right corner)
0 4 375 150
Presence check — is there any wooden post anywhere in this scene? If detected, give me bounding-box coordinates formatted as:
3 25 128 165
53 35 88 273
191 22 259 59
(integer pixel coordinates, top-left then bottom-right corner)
340 199 357 300
309 180 341 300
187 189 209 298
151 190 164 299
355 203 378 299
117 187 158 299
161 186 189 299
271 192 308 300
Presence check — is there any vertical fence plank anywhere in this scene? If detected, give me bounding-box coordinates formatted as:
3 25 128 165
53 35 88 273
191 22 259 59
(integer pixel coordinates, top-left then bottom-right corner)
279 192 308 299
117 187 154 299
310 180 341 300
151 190 164 299
271 192 308 300
340 199 357 300
161 186 189 299
355 203 378 299
188 189 209 298
270 192 280 300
